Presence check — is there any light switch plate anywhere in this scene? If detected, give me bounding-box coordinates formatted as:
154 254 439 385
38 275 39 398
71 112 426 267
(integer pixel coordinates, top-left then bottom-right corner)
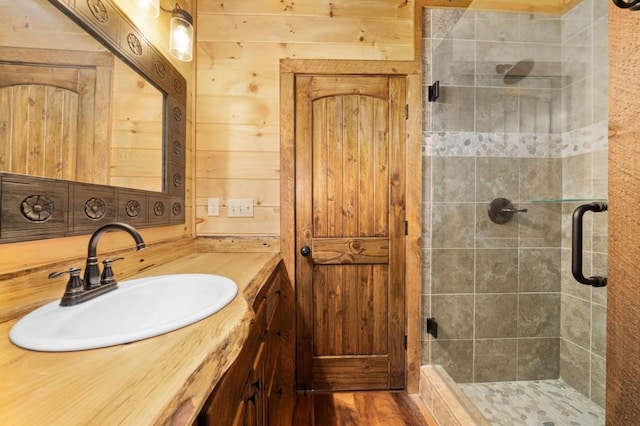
227 198 254 217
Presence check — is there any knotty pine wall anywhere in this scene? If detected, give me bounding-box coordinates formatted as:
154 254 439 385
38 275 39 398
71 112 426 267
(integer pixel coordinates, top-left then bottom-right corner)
110 59 164 192
0 0 196 322
193 0 584 240
194 0 414 236
110 0 195 239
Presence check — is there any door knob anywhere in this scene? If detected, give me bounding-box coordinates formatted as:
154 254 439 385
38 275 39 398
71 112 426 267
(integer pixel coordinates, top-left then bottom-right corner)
300 246 311 257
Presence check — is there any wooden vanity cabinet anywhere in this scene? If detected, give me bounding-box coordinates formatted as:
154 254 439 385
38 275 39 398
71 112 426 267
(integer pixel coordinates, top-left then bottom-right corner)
199 261 294 426
234 342 266 425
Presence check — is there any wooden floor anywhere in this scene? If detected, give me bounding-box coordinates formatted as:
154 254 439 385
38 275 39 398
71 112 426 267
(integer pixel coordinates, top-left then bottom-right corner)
292 391 437 426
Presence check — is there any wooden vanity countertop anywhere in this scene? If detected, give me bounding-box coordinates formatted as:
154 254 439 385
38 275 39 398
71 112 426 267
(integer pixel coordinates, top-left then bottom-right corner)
0 252 281 425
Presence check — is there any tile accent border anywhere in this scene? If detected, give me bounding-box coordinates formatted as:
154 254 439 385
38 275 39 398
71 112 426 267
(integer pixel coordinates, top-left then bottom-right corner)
424 122 607 158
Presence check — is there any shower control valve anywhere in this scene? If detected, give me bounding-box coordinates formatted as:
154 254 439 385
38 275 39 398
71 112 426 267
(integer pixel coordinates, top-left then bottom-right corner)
488 197 527 225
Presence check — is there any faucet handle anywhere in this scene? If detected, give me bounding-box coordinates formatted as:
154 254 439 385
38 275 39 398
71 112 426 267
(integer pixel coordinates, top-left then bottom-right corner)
48 267 82 281
100 257 124 286
49 267 84 306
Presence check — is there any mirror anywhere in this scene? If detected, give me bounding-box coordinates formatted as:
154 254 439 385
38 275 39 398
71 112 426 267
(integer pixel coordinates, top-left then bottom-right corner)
0 0 186 243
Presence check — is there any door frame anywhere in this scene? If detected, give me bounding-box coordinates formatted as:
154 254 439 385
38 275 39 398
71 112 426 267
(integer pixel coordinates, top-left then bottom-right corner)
279 59 422 392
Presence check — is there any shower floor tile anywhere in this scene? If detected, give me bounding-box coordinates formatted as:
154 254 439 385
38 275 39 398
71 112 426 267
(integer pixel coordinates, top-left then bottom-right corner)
459 380 605 426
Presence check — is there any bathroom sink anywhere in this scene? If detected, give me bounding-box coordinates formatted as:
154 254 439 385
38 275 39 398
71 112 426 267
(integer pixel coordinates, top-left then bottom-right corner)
9 274 238 352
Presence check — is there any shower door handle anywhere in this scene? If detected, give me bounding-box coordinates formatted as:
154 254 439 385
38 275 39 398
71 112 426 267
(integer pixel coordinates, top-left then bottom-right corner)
572 202 608 287
612 0 640 11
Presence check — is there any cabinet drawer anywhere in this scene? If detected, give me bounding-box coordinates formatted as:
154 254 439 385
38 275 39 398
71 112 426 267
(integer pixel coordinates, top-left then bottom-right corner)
266 268 281 326
245 298 267 361
201 298 266 424
265 311 282 392
199 261 293 426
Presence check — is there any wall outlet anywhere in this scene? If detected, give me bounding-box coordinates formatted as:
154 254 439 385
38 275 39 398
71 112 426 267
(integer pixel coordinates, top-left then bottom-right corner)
207 198 219 216
227 198 254 217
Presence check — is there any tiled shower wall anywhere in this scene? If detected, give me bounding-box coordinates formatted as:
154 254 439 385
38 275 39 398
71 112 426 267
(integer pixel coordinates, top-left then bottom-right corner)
421 0 607 408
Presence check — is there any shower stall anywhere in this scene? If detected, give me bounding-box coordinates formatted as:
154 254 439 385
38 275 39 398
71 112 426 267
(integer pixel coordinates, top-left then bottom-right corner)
421 1 608 424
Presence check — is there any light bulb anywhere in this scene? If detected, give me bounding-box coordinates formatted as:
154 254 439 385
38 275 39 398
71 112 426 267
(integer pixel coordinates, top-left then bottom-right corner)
169 8 193 62
132 0 159 18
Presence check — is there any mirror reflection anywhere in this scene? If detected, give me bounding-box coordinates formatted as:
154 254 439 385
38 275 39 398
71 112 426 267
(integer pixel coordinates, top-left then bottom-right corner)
0 0 163 192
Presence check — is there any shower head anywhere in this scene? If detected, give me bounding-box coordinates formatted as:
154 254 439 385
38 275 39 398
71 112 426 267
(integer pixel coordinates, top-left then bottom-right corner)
495 58 535 84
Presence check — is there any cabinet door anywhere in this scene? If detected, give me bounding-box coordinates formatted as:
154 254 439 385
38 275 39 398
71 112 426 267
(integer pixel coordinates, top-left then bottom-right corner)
266 286 282 393
232 398 249 426
235 356 263 426
201 297 267 425
247 342 266 426
240 384 258 426
267 268 297 426
199 262 295 426
267 375 286 426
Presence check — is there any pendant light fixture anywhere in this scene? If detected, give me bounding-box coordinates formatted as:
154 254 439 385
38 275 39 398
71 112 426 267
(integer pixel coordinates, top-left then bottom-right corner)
168 5 193 62
130 0 194 62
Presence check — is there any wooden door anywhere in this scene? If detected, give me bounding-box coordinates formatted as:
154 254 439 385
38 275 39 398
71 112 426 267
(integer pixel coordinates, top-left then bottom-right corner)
0 47 113 185
0 64 87 181
295 75 406 391
608 5 640 423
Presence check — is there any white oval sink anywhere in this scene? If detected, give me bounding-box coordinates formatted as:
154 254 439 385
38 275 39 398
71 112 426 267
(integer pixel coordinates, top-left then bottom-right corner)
10 274 238 352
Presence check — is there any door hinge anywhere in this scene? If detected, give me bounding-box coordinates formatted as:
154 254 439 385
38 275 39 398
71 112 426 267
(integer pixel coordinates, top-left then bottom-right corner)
426 317 438 339
404 335 408 349
405 221 408 236
405 104 409 120
428 81 440 102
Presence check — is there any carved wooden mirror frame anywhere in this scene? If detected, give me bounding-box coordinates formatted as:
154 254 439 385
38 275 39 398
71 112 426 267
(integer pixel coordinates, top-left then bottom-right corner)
0 0 186 243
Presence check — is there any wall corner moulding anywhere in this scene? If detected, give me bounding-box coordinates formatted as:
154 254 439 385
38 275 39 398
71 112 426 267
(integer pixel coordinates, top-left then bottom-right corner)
0 0 188 244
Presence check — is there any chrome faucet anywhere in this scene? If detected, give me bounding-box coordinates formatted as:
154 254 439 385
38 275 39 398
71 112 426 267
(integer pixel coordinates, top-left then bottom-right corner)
50 223 146 306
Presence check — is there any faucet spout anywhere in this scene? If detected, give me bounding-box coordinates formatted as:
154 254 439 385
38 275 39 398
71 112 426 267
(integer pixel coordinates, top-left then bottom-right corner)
84 222 146 289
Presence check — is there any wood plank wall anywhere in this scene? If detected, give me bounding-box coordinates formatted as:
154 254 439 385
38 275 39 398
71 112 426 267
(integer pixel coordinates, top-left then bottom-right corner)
110 59 164 192
194 0 414 237
113 0 196 241
0 0 196 321
194 0 575 237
